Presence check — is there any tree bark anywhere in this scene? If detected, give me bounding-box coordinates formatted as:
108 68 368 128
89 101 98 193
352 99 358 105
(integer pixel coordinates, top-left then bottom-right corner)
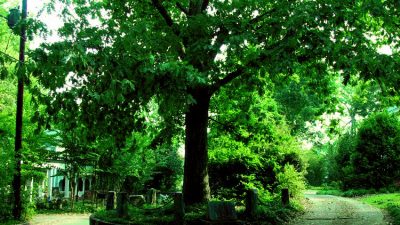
183 87 211 205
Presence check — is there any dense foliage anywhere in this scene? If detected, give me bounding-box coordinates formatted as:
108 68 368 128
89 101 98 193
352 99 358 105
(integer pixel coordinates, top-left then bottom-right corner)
308 112 400 190
208 85 305 200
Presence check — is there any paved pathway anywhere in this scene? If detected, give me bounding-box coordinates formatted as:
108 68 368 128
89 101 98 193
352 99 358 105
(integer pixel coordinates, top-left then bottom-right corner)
28 213 90 225
289 191 388 225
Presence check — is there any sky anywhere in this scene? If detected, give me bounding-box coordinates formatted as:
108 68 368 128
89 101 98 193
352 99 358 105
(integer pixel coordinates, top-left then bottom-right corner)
29 0 63 49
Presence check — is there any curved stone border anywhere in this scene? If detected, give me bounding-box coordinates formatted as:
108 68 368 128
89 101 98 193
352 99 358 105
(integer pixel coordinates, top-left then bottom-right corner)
89 214 122 225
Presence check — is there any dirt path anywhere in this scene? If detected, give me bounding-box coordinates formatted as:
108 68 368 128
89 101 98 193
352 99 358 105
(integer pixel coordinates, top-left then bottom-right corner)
28 213 90 225
289 191 388 225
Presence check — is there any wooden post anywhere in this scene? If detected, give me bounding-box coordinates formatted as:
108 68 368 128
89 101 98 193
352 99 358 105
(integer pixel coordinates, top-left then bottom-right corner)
173 192 185 222
245 189 258 217
12 0 27 219
147 188 157 205
106 191 115 210
117 192 128 217
281 188 289 206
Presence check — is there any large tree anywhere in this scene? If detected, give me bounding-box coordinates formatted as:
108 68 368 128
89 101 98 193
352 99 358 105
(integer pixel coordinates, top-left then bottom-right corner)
30 0 399 205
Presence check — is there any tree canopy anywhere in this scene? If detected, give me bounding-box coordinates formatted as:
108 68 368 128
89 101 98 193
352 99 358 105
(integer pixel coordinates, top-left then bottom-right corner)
29 0 400 205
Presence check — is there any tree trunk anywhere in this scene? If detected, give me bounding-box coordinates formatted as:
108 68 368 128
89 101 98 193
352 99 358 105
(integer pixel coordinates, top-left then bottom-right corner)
183 88 211 205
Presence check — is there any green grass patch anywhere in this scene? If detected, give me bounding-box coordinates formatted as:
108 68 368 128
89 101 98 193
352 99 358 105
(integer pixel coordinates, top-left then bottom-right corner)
360 193 400 208
91 198 303 225
0 220 25 225
252 200 304 225
93 204 176 225
360 193 400 225
315 188 399 197
36 202 98 214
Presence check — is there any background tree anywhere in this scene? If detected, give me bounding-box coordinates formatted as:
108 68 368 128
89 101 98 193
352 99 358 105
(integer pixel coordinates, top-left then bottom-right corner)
30 0 400 205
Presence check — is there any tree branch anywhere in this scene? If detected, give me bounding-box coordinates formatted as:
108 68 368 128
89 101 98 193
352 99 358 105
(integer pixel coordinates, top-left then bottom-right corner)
208 117 249 141
176 2 189 15
208 117 236 131
151 0 179 35
210 67 245 94
201 0 209 11
248 8 277 26
208 26 229 61
151 0 186 58
210 51 270 94
0 51 19 62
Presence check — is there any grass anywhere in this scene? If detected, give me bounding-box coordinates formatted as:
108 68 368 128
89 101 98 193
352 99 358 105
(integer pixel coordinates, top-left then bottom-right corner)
91 197 304 225
315 186 400 197
35 200 98 214
360 193 400 208
0 220 26 225
360 193 400 225
94 203 176 225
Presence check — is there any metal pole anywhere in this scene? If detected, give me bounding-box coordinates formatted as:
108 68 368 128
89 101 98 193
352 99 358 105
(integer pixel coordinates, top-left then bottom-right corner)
12 0 27 220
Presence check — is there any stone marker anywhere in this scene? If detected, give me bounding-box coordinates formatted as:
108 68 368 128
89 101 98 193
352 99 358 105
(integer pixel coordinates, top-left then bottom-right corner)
245 189 258 217
281 188 289 206
146 188 157 205
55 198 63 210
106 191 116 210
207 201 237 221
173 192 185 221
97 192 107 199
117 192 128 217
129 195 145 206
96 192 106 208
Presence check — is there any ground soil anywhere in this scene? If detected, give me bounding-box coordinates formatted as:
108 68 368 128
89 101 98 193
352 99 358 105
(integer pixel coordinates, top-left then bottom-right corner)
27 213 89 225
289 191 390 225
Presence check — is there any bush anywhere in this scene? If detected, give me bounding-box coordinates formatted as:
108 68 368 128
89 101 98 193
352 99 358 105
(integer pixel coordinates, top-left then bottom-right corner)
329 112 400 190
208 139 305 201
387 204 400 225
251 198 304 225
350 112 400 189
276 165 305 199
304 149 328 186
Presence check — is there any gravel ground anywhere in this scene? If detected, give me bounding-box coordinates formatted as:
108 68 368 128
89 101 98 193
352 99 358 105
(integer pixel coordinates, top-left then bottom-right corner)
289 191 389 225
27 213 90 225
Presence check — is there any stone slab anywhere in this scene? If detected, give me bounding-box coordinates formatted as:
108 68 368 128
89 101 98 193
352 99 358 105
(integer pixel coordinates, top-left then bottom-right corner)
207 201 237 221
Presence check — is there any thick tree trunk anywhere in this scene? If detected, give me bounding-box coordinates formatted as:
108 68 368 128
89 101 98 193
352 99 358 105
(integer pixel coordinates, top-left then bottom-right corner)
183 88 211 205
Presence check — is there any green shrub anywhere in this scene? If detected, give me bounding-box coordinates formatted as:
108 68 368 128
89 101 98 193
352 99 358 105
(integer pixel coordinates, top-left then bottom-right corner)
350 112 400 189
304 150 327 186
387 204 400 225
252 198 304 225
276 164 305 199
331 112 400 190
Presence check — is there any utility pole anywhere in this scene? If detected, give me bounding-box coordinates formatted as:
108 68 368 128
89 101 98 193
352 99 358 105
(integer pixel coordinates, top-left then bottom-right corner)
12 0 27 220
